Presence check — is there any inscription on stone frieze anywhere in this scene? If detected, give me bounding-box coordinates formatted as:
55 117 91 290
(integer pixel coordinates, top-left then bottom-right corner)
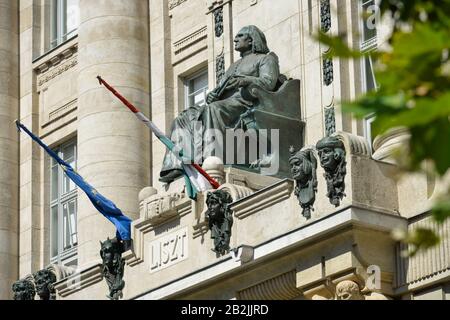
149 227 188 273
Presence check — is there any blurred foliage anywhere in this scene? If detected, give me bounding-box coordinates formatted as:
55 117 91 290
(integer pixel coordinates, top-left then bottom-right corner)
317 0 450 255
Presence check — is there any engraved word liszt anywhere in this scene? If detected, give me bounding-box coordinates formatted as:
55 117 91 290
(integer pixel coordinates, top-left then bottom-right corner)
150 227 188 273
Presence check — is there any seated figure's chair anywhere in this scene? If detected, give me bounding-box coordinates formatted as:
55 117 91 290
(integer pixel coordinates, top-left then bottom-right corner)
233 77 305 177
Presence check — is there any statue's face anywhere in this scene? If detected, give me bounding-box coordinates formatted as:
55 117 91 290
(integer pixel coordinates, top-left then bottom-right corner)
101 242 115 267
290 157 305 181
12 281 34 300
207 198 221 219
318 147 338 170
234 30 252 53
34 274 50 297
336 282 362 300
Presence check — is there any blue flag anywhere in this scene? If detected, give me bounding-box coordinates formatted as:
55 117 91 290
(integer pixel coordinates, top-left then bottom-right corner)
16 121 132 241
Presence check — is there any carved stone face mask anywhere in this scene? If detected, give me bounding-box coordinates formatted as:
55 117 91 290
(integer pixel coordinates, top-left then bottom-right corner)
335 281 363 300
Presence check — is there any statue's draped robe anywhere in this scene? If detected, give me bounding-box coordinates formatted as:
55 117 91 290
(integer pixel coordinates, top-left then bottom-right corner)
160 52 280 180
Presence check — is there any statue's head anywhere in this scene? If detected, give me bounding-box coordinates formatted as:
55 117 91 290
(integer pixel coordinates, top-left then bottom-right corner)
206 189 233 223
335 280 364 300
33 269 56 300
12 279 35 300
234 25 269 55
316 137 345 171
100 238 122 270
289 147 317 183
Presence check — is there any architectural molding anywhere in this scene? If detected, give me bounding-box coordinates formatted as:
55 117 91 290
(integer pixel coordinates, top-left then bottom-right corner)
238 270 302 300
231 179 294 219
395 216 450 293
35 42 78 89
169 0 188 10
333 131 371 158
173 26 207 55
134 207 406 300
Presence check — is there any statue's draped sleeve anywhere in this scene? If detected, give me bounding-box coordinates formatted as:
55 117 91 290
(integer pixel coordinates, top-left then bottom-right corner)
245 52 280 91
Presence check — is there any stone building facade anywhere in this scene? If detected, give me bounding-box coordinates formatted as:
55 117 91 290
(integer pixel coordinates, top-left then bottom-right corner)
1 0 449 300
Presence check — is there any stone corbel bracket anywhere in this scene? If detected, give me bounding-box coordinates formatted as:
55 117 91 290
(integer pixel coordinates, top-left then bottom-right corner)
124 189 192 266
192 183 253 239
35 42 78 90
332 131 371 159
331 131 400 214
231 179 294 220
238 270 302 300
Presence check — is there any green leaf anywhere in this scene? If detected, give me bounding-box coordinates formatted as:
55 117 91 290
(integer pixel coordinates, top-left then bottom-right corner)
314 32 365 59
432 197 450 224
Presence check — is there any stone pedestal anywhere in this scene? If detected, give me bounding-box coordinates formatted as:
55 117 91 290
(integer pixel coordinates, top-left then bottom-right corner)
77 0 150 265
0 0 19 299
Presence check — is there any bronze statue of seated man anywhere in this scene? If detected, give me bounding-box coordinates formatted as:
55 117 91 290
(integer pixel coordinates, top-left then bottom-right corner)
159 25 281 184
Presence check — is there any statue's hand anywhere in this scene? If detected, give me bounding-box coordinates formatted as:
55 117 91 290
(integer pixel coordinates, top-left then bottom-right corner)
206 91 219 104
236 76 252 88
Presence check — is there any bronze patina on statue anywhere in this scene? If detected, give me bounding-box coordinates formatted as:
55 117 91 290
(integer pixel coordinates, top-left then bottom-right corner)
289 146 318 219
33 269 57 300
316 136 346 207
100 237 126 300
12 279 35 300
206 189 234 255
159 25 286 183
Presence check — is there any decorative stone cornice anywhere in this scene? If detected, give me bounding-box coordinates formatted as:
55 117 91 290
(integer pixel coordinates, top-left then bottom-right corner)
238 270 302 300
173 26 207 55
35 43 78 88
231 179 294 220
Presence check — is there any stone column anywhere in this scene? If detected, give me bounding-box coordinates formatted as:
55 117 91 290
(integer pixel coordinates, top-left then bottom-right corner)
0 0 19 299
77 0 150 265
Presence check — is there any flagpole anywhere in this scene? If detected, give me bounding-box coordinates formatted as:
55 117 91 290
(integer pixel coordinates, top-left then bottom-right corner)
97 76 220 190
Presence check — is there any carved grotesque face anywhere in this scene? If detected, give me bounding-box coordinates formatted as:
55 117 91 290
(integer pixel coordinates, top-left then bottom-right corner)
234 28 252 53
12 280 35 300
318 146 339 170
335 280 363 300
100 241 116 269
207 197 222 221
33 270 56 299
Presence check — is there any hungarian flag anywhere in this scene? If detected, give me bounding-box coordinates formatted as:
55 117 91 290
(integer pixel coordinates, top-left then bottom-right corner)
97 76 220 200
16 121 132 241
